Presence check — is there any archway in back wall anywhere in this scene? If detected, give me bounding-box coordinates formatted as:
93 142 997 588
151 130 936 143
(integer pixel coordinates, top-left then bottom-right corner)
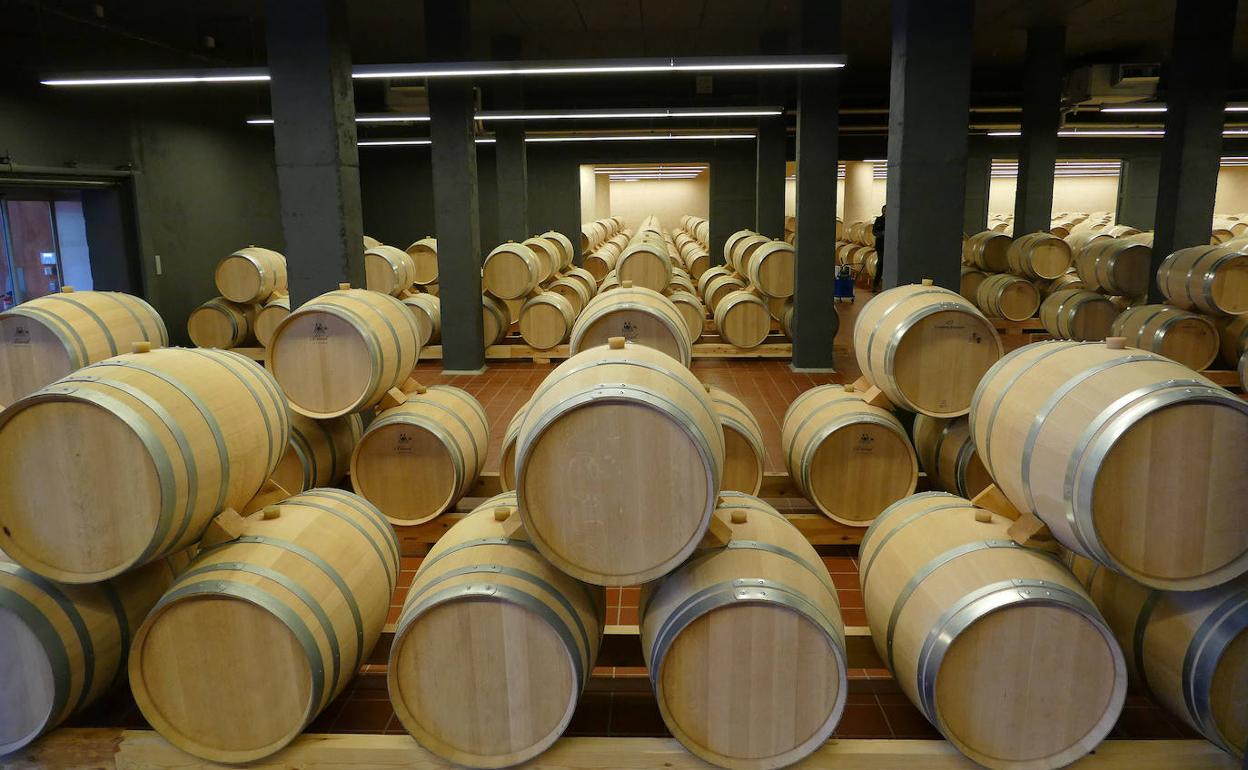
579 163 710 233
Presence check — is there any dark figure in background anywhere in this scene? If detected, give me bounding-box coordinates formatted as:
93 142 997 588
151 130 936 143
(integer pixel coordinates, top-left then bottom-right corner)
871 205 886 292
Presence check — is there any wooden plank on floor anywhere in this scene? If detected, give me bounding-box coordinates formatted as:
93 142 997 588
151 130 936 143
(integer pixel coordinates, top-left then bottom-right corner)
23 730 1225 770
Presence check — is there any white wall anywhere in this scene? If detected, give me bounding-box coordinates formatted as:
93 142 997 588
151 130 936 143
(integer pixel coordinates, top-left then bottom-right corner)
786 178 886 222
607 175 710 232
989 175 1122 219
1215 166 1248 215
579 165 597 223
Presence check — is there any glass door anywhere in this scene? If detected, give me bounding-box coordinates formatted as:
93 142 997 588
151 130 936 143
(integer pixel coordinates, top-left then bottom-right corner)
0 198 63 304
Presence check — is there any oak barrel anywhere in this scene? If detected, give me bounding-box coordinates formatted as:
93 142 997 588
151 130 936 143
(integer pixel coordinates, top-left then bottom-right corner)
214 246 287 304
641 493 847 770
515 340 722 584
705 385 765 495
129 489 398 763
0 288 168 405
1039 289 1118 341
521 237 560 284
253 294 290 348
519 291 576 350
975 273 1041 321
0 347 289 582
482 294 510 347
270 412 364 494
783 385 918 526
860 493 1126 770
668 290 705 345
963 230 1013 272
910 414 990 498
1069 554 1247 760
1157 244 1248 316
497 400 529 491
388 494 605 768
541 231 576 273
402 293 441 346
744 241 795 298
1006 232 1072 280
0 551 191 755
482 242 542 300
970 340 1248 589
569 285 692 366
269 288 421 418
1221 314 1248 365
1109 304 1220 371
365 245 418 297
1076 239 1152 297
405 237 439 286
958 266 987 302
583 249 617 282
853 282 1003 417
546 274 592 315
713 289 771 349
352 385 488 525
186 297 256 349
616 242 673 293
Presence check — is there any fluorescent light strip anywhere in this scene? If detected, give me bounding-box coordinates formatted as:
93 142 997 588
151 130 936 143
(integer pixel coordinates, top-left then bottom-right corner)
1101 105 1248 113
45 55 844 86
991 129 1246 138
525 133 754 142
359 139 431 146
594 166 707 173
479 107 782 120
249 113 432 125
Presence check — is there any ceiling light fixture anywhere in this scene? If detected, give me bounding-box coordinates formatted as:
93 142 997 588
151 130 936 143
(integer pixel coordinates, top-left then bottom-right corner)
525 133 754 143
479 107 782 120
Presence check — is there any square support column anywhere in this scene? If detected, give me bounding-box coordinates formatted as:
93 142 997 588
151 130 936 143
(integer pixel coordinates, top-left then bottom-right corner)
1013 27 1065 236
883 0 974 290
791 0 841 371
1116 156 1161 230
495 124 528 241
1150 0 1237 300
265 0 363 304
963 153 992 234
755 117 787 238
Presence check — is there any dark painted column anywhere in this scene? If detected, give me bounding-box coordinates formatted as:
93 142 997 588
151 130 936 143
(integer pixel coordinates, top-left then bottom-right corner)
426 0 485 371
525 146 581 262
883 0 974 290
264 0 363 304
709 142 757 266
963 152 991 235
1151 0 1237 300
755 117 787 238
492 36 528 242
1116 156 1160 230
791 0 841 371
1013 27 1065 236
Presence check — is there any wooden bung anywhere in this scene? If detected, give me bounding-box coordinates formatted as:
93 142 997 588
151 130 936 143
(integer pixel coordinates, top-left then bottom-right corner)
61 286 75 293
608 336 626 349
339 282 351 290
1105 336 1126 350
132 341 152 354
261 505 282 520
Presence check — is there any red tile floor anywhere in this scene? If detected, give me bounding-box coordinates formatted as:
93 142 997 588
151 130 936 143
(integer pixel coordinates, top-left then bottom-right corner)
65 289 1196 742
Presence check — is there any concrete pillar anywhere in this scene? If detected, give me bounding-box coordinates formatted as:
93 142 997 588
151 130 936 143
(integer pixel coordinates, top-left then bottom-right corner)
1151 0 1237 300
709 142 757 266
1116 156 1160 230
1013 27 1065 235
883 0 974 290
425 0 484 371
264 0 363 304
594 174 611 219
791 0 841 371
495 124 528 241
963 153 992 234
755 117 787 238
842 161 875 225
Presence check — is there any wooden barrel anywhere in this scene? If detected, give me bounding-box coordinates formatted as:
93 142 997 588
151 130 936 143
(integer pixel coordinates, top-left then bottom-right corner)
744 241 795 298
515 340 722 584
860 494 1126 770
782 385 917 526
853 283 1003 417
728 233 770 274
187 297 256 348
704 274 747 311
214 246 287 304
1241 349 1248 392
0 288 168 406
351 385 488 525
365 245 418 296
963 230 1013 272
598 272 621 293
667 290 705 345
129 489 398 763
696 265 731 297
1040 289 1117 341
1109 304 1220 371
1041 268 1087 296
910 414 990 498
780 299 794 339
521 237 560 284
1157 244 1248 316
519 291 576 350
581 223 604 254
723 229 758 266
482 242 542 300
405 237 439 286
570 286 692 366
683 246 710 279
975 273 1040 321
498 400 529 492
482 294 510 347
641 493 847 770
402 293 441 346
667 271 697 297
541 231 575 273
616 242 673 293
705 385 765 495
1220 314 1248 365
958 266 987 302
270 412 364 494
0 551 190 755
545 274 592 315
1006 232 1072 280
713 290 771 349
269 288 421 418
254 294 290 347
0 347 290 582
1076 239 1152 297
363 235 382 249
583 249 617 281
1068 555 1247 760
389 495 604 768
970 340 1248 589
563 266 597 300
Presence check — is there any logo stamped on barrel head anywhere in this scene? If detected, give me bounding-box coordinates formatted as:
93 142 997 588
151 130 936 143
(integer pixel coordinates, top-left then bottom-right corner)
396 432 414 452
621 321 639 341
312 321 330 343
854 432 875 453
13 325 30 344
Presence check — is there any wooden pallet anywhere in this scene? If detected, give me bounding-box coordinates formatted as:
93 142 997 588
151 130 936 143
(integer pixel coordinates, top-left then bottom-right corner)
415 337 794 363
16 730 1236 770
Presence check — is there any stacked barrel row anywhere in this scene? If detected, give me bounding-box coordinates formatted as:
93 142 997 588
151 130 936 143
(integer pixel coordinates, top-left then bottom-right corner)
480 231 596 350
835 219 880 288
579 216 624 255
689 227 795 348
